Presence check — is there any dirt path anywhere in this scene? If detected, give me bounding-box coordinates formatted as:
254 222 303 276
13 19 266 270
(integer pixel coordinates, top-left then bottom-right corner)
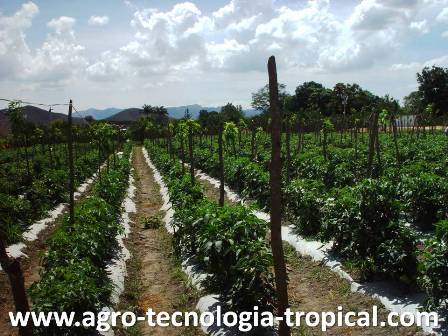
194 173 425 336
116 147 202 336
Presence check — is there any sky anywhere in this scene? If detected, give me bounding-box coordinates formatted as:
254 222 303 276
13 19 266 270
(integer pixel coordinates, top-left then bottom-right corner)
0 0 448 112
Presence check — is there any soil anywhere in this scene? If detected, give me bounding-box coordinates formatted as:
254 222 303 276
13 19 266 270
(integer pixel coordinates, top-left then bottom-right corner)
115 146 202 336
195 171 427 336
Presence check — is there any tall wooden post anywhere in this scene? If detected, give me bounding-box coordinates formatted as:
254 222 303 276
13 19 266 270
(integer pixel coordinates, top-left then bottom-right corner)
367 111 376 177
268 56 291 336
218 124 225 206
180 136 185 175
68 100 75 226
0 234 32 336
188 126 194 185
285 114 291 184
391 116 401 165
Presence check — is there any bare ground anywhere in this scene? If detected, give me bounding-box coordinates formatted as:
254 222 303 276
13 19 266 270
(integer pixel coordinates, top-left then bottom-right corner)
195 173 426 336
115 147 202 336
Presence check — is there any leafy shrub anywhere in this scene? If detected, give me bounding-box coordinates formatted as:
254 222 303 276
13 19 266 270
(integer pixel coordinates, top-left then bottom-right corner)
44 197 119 270
418 238 448 309
94 167 129 211
400 173 448 230
376 225 418 285
0 193 32 243
30 259 111 335
320 179 416 281
284 179 326 237
435 220 448 240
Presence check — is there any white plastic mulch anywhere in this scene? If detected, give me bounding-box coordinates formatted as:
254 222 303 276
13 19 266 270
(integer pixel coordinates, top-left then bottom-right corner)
192 167 446 336
142 148 273 336
100 153 137 336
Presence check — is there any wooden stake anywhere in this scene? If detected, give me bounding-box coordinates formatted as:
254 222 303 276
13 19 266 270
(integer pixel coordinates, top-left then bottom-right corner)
268 56 291 336
188 125 194 185
68 100 75 226
218 124 225 206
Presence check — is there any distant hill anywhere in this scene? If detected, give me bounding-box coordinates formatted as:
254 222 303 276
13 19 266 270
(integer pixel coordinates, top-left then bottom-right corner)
77 107 122 120
106 104 260 122
106 108 144 122
0 105 83 137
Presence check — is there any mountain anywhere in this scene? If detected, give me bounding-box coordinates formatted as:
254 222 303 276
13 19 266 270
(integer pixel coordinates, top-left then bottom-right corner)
106 104 260 122
0 105 83 137
106 108 143 122
77 107 122 120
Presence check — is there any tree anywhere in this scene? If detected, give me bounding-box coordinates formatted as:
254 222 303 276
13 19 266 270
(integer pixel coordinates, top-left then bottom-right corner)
221 103 244 123
417 66 448 116
198 110 221 134
128 117 155 143
294 81 331 116
403 91 424 115
251 83 287 114
141 104 169 125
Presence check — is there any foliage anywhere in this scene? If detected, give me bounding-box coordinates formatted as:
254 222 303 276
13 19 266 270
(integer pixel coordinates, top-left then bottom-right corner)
400 173 448 230
418 238 448 310
417 65 448 116
284 179 326 237
30 146 131 335
142 215 162 229
146 142 276 313
320 179 417 281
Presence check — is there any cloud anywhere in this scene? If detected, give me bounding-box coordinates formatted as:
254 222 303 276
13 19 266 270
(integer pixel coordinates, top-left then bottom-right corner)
86 51 125 81
0 6 86 85
3 0 448 106
391 55 448 71
88 15 110 26
442 30 448 38
437 7 448 22
47 16 76 35
0 1 38 78
410 19 429 33
82 0 445 81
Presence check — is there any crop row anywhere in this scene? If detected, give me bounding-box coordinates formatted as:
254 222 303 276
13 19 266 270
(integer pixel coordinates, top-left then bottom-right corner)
29 145 132 335
144 141 278 323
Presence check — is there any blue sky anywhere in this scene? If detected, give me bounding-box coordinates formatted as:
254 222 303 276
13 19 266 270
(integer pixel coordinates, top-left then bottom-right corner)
0 0 447 111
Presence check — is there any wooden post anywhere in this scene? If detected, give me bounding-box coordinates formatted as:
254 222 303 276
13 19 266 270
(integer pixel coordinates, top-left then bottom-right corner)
180 136 185 175
367 111 377 177
391 116 401 165
285 114 291 184
0 234 32 336
188 125 194 184
374 116 382 173
249 127 255 161
218 124 225 206
323 126 328 160
268 56 291 336
68 100 75 226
